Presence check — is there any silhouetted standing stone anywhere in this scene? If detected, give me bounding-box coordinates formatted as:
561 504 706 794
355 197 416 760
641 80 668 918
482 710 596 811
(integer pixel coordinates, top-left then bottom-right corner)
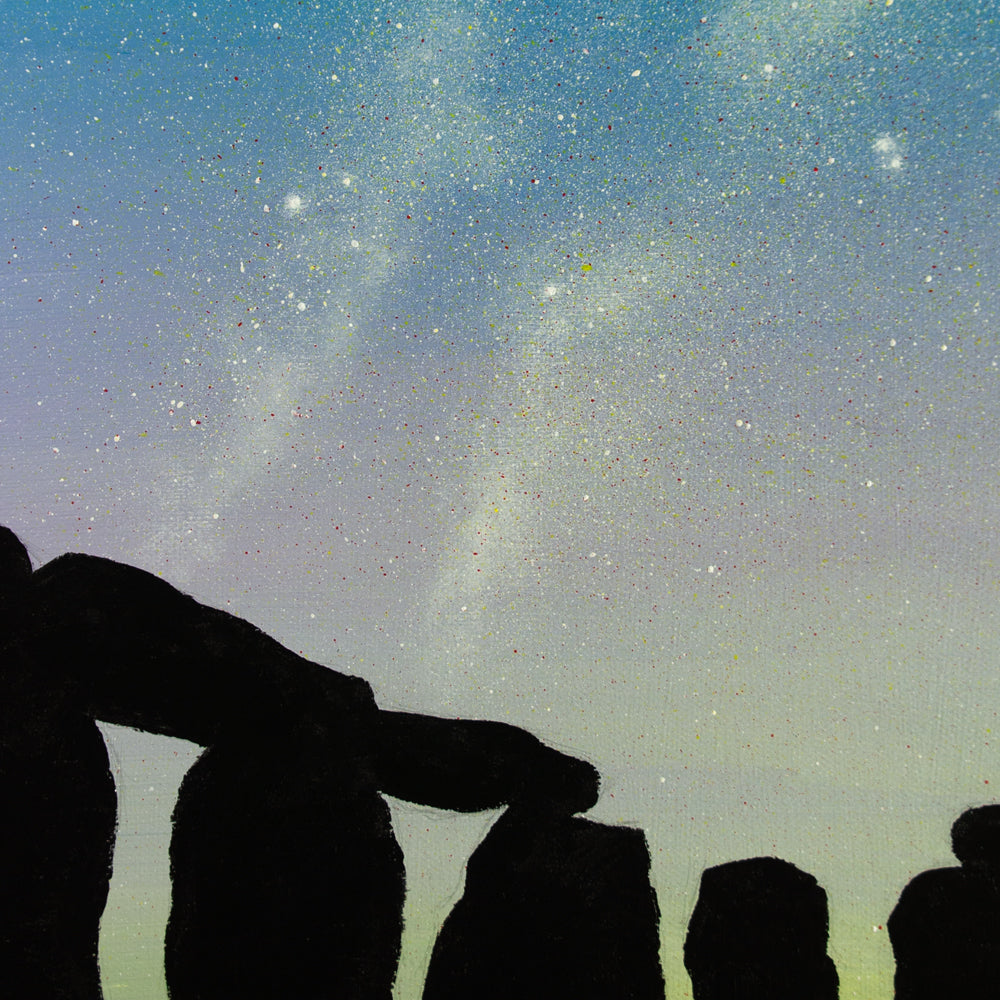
0 705 116 1000
423 808 664 999
889 804 1000 1000
684 856 839 1000
166 720 405 1000
0 527 117 999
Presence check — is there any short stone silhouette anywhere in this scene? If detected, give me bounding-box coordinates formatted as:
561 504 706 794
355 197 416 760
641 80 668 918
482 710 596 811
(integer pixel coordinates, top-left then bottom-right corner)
684 856 839 999
423 807 664 999
888 803 1000 1000
0 526 601 999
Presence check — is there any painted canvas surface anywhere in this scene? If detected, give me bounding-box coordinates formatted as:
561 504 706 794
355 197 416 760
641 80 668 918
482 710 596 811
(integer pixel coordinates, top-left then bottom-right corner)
2 1 998 996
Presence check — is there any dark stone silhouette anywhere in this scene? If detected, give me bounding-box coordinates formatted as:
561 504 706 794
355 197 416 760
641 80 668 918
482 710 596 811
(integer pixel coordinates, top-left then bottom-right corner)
888 804 1000 999
684 856 839 1000
0 529 118 1000
0 698 116 1000
165 720 406 999
423 808 664 999
166 712 601 1000
370 710 602 816
0 526 601 999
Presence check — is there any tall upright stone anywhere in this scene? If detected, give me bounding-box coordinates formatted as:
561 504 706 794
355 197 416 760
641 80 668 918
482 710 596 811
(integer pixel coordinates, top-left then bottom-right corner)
0 527 116 999
423 808 664 999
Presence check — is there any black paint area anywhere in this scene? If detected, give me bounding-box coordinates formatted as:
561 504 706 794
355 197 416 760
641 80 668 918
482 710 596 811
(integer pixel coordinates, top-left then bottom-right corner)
424 808 665 999
684 856 839 1000
889 805 1000 1000
0 526 618 999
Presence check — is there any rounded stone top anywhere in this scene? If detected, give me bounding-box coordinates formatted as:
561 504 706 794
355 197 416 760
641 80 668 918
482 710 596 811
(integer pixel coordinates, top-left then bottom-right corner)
952 804 1000 866
0 526 32 587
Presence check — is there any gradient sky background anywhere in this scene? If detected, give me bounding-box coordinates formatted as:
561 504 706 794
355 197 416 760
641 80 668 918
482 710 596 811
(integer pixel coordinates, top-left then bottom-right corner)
3 0 999 996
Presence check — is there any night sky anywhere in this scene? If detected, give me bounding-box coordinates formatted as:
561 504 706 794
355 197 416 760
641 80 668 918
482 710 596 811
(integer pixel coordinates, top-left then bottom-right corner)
3 1 1000 996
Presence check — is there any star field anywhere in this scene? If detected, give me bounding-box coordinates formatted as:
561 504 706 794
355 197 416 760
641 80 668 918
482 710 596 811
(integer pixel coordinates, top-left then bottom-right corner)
3 1 1000 996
